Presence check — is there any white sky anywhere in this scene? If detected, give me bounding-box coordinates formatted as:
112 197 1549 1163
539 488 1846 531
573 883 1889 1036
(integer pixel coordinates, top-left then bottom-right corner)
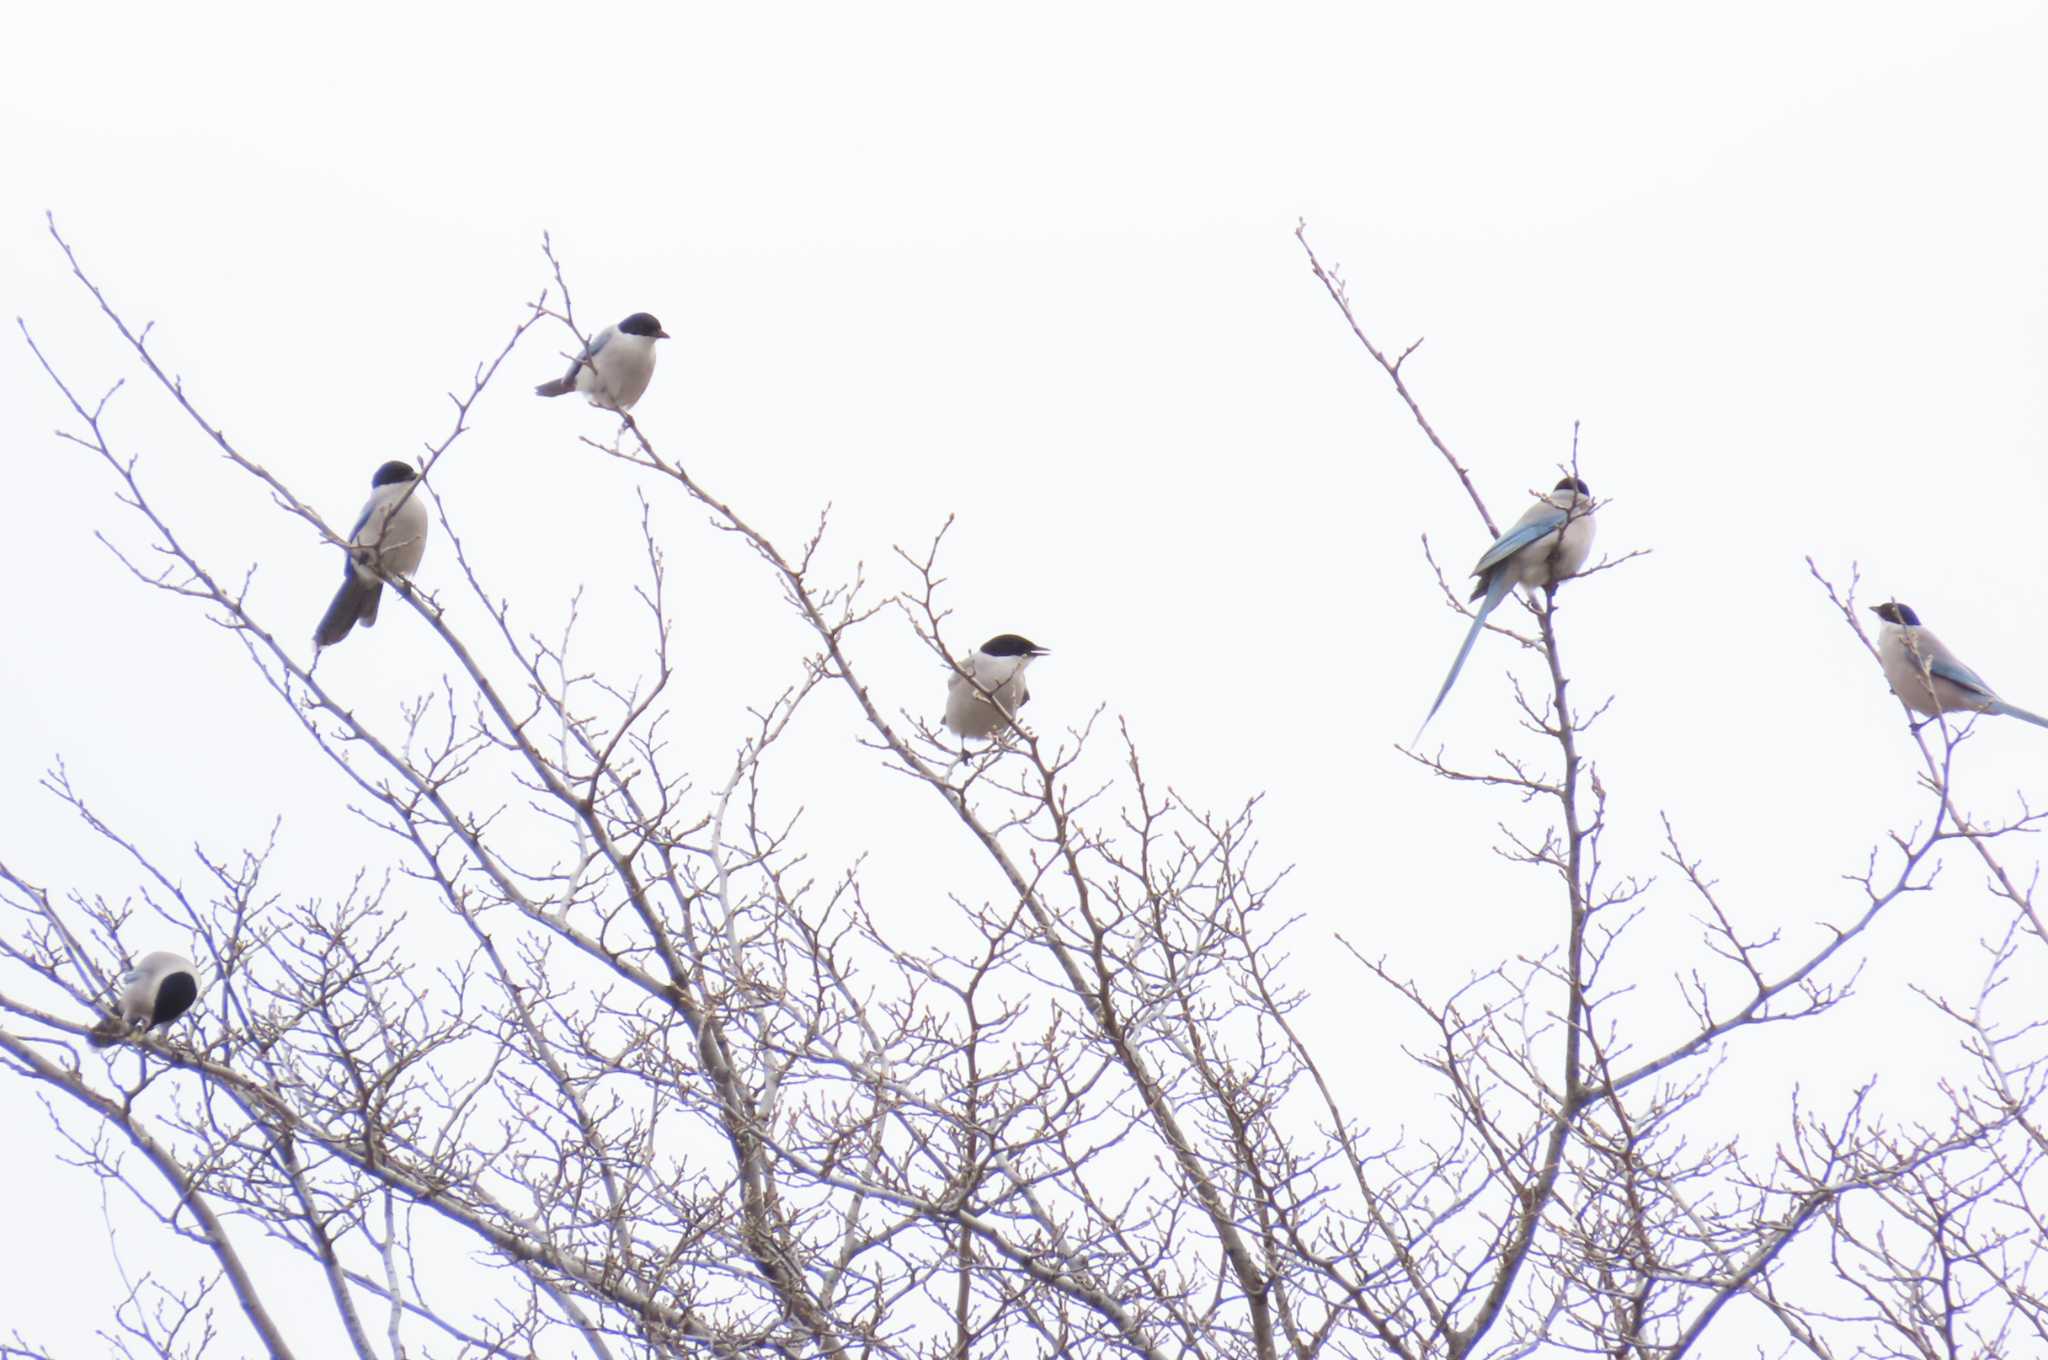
4 2 2047 1353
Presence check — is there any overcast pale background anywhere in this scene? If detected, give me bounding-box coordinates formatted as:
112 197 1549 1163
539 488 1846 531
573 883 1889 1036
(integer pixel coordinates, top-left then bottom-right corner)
5 2 2046 1353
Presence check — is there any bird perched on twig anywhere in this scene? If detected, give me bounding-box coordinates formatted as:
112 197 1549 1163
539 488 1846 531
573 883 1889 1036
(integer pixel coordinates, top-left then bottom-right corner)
945 634 1051 743
1418 476 1597 737
88 951 199 1047
1871 601 2048 730
535 312 669 412
314 461 429 649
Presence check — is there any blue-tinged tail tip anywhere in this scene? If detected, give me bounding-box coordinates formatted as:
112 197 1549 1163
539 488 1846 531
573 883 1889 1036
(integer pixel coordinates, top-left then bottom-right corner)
1993 700 2048 730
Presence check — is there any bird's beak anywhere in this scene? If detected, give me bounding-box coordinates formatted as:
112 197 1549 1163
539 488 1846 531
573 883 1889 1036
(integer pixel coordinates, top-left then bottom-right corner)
656 329 672 340
1031 647 1052 656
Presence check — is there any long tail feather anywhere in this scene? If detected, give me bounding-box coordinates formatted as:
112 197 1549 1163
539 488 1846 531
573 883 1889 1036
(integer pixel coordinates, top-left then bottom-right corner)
314 576 378 648
1989 699 2048 729
535 376 575 397
1416 570 1514 740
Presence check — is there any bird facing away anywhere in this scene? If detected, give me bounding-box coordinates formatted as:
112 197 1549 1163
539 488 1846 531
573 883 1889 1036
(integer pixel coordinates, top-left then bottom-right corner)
1418 476 1597 737
535 312 670 412
945 634 1051 741
314 461 430 649
87 951 199 1048
1871 601 2048 729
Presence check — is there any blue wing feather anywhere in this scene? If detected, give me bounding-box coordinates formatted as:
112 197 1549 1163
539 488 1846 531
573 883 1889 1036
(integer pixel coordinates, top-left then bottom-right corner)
1472 509 1566 578
1928 655 1996 700
548 327 613 388
1916 650 2048 726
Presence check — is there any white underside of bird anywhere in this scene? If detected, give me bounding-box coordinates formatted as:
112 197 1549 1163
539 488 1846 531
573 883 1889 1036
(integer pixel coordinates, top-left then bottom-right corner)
944 653 1036 739
570 332 658 411
353 487 430 583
